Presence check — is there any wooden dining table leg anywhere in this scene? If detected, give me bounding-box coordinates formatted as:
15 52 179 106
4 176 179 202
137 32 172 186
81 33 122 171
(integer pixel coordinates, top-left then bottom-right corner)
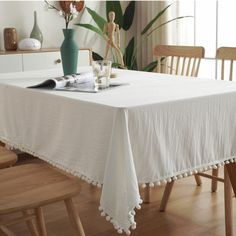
224 165 233 236
194 174 202 186
212 168 219 192
143 184 151 203
160 181 175 212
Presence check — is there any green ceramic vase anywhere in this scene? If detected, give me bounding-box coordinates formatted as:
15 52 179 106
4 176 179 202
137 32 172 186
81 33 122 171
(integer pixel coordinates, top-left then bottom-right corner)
30 11 43 46
60 29 79 76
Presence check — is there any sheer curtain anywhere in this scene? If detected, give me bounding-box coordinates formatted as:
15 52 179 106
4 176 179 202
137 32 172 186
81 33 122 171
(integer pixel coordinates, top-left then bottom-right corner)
136 1 194 69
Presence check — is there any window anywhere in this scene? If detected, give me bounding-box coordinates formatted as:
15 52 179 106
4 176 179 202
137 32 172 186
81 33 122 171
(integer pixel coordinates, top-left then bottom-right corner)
193 0 236 79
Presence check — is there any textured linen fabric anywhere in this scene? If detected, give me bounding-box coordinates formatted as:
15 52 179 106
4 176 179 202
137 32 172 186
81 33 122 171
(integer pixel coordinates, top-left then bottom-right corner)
1 67 236 233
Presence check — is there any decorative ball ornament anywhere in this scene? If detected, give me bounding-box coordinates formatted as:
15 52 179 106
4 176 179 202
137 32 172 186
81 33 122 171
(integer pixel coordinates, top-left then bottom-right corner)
18 38 41 51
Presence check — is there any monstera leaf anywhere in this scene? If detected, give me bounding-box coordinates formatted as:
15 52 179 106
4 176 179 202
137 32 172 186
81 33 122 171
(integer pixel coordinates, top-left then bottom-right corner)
86 7 106 31
142 61 158 72
141 3 172 35
124 37 135 67
92 51 103 61
75 23 103 37
106 1 123 29
123 1 136 31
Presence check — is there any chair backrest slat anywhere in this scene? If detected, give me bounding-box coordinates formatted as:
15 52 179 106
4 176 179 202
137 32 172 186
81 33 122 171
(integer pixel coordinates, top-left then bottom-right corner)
157 57 161 73
153 45 205 78
195 58 201 77
230 60 233 81
181 57 186 75
216 47 236 81
186 57 192 76
191 58 197 76
170 56 174 74
176 56 180 75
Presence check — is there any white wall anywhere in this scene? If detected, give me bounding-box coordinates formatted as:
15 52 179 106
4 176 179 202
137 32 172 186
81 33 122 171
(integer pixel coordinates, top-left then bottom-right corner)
0 1 106 55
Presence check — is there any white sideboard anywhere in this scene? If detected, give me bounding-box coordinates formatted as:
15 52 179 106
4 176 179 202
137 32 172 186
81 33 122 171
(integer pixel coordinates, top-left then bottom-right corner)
0 48 92 73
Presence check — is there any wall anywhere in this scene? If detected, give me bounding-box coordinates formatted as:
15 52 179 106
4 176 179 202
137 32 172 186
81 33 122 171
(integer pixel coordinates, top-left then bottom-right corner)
0 1 106 54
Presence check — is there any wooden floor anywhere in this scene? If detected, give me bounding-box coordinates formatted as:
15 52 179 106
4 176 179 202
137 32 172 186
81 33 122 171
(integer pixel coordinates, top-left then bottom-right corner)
4 156 236 236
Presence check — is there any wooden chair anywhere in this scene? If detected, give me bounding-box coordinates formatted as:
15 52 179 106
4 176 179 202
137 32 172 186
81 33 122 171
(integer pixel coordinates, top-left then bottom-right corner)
0 146 18 169
194 47 236 194
0 162 85 236
216 47 236 81
159 47 236 236
140 45 206 203
153 45 205 77
79 48 93 66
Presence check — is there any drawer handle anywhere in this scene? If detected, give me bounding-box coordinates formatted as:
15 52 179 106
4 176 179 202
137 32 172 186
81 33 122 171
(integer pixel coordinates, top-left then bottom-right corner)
55 59 61 64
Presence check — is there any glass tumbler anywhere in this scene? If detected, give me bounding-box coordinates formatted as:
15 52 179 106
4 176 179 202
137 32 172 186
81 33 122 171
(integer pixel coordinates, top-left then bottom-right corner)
92 60 112 89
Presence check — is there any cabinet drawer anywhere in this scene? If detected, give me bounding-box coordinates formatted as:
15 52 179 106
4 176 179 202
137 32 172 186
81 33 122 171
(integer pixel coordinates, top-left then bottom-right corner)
0 54 22 73
23 52 62 71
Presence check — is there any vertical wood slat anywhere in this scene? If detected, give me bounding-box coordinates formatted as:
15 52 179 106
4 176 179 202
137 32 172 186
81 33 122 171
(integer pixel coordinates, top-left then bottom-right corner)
181 57 186 75
157 57 161 73
221 59 225 80
170 56 174 74
195 58 201 76
164 57 168 74
186 57 192 76
175 57 180 75
229 60 233 81
191 58 197 76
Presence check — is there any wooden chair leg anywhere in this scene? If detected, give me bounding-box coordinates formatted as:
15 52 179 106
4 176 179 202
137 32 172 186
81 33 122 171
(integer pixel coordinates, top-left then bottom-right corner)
35 207 47 236
194 174 202 186
22 210 39 236
159 181 175 212
143 184 151 203
224 165 233 236
0 225 16 236
211 168 219 192
64 198 85 236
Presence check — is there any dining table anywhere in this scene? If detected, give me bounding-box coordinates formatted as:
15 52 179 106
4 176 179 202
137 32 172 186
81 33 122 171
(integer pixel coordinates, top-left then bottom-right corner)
0 67 236 235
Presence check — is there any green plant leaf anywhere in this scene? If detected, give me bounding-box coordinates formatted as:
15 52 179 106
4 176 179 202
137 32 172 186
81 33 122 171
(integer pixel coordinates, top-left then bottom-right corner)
130 59 138 70
141 3 172 35
147 16 193 36
124 37 135 67
106 1 123 29
112 62 121 68
142 60 158 72
86 7 107 31
122 1 136 31
75 23 103 37
92 51 103 61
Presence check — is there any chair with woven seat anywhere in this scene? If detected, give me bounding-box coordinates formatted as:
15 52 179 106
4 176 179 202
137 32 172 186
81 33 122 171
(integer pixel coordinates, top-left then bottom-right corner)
0 162 85 236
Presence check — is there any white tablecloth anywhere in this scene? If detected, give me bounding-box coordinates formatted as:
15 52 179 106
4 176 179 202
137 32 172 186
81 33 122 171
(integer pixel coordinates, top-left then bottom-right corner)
1 67 236 234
